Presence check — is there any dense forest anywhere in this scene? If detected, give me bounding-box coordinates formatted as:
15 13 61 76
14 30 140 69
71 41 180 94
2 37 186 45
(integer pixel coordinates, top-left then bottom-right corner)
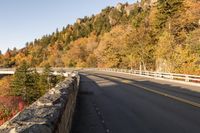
0 0 200 74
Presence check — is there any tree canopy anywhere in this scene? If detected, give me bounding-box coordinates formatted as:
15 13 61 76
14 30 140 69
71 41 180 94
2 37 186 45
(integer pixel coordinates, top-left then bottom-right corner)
0 0 200 74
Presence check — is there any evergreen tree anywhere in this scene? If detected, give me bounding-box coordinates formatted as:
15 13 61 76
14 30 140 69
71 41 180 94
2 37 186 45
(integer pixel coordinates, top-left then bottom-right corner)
38 64 53 95
156 0 184 29
11 61 39 103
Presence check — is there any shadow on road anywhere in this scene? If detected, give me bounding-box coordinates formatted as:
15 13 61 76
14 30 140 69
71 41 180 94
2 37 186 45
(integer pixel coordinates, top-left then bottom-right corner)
71 72 200 133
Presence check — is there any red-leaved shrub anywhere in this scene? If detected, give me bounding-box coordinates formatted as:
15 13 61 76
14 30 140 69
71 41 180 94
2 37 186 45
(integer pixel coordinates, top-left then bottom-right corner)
0 96 26 126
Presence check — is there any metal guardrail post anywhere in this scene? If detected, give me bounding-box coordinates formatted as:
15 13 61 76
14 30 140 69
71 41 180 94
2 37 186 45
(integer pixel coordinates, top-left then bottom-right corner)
170 73 174 80
146 71 149 76
185 75 190 82
159 72 162 78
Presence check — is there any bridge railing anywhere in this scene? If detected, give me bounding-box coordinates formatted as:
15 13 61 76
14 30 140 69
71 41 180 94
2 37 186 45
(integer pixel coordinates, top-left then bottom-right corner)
0 68 15 75
87 68 200 84
0 68 76 76
1 67 200 84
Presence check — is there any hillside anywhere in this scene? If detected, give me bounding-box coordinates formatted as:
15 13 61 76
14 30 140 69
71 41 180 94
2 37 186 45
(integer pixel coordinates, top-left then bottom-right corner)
0 0 200 74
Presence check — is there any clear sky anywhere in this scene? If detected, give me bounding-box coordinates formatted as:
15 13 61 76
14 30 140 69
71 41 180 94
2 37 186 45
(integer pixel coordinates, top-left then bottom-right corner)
0 0 136 53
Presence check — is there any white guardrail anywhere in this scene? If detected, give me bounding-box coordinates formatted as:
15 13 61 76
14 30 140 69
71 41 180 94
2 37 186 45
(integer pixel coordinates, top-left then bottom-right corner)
1 68 200 84
0 68 15 75
88 68 200 84
0 68 75 77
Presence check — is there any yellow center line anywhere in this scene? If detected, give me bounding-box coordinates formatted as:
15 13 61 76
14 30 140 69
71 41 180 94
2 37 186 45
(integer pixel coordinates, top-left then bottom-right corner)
100 74 200 108
122 80 131 83
128 82 200 108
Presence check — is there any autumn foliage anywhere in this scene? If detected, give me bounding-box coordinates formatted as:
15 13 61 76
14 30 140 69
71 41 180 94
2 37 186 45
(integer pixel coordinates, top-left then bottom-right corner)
0 96 26 126
0 0 200 75
0 76 25 125
0 76 12 96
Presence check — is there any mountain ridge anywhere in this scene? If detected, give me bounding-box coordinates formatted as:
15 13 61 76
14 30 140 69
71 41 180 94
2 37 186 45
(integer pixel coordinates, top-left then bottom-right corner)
0 0 200 75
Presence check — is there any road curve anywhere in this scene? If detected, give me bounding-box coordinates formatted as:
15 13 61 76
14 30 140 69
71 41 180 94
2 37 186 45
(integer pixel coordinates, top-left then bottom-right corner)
71 70 200 133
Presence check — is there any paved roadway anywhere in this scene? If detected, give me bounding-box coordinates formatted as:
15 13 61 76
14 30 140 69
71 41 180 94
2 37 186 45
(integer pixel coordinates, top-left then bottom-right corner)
71 70 200 133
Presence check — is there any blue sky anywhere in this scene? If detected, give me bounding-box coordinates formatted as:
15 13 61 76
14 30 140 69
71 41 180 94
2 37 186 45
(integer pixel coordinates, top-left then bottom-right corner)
0 0 136 53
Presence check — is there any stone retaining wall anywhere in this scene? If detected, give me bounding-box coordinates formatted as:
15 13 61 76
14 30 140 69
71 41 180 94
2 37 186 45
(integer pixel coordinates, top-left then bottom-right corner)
0 73 80 133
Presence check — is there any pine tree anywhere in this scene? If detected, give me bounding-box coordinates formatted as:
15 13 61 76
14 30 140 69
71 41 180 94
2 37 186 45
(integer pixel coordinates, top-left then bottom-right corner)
11 61 39 103
156 0 184 29
38 64 52 95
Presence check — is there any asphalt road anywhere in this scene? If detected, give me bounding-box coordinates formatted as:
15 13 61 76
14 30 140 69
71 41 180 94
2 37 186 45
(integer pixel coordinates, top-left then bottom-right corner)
71 71 200 133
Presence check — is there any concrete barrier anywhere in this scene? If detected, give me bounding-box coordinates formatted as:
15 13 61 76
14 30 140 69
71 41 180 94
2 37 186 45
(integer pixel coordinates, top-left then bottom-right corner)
0 73 80 133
